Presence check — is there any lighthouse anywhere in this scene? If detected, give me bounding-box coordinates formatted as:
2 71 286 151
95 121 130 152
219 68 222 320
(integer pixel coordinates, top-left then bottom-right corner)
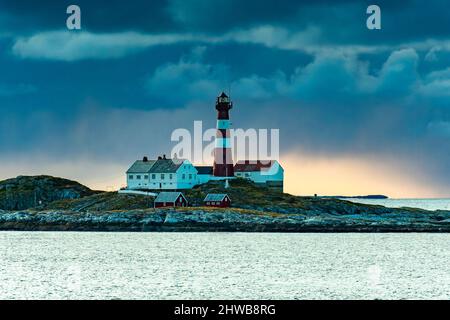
213 92 234 177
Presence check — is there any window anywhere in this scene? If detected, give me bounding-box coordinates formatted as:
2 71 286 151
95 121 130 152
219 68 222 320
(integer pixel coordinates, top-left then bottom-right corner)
245 173 250 177
182 174 186 180
136 175 141 180
129 175 134 180
189 174 192 180
169 174 173 179
144 175 148 180
206 202 210 205
161 174 165 180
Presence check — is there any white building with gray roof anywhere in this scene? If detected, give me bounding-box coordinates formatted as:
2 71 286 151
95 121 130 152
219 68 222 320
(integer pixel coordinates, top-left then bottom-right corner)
126 155 198 190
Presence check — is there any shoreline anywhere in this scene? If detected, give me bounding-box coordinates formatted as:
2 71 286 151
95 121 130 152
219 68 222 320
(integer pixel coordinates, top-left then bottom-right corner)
1 208 449 233
1 226 449 233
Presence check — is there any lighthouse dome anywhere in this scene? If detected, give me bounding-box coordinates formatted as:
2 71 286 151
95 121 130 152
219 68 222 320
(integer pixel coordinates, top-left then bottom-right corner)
218 92 229 103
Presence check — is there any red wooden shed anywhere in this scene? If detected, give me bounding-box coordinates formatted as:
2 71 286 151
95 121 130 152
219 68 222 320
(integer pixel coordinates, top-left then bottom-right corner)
203 194 231 208
154 192 187 208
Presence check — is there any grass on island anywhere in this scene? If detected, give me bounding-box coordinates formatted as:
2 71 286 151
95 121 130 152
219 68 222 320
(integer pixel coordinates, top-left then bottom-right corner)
0 175 94 194
37 178 391 216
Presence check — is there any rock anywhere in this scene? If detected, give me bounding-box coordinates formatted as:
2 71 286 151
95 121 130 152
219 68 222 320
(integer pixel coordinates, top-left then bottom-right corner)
0 175 96 210
1 207 448 232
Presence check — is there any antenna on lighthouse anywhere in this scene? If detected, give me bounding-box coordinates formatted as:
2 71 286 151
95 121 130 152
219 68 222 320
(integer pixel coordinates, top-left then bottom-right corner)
228 81 231 100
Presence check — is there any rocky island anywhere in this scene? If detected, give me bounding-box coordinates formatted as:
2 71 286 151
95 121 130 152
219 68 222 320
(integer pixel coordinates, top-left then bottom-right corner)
0 175 449 232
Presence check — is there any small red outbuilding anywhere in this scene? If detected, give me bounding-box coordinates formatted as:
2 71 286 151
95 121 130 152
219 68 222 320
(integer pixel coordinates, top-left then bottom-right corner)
203 194 231 208
154 192 187 208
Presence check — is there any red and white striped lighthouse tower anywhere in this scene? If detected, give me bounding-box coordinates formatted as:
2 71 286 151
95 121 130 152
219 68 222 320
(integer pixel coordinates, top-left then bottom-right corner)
213 92 234 177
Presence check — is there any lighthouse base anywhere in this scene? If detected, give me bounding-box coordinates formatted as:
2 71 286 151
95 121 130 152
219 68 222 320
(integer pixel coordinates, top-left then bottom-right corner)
207 176 235 181
213 163 234 177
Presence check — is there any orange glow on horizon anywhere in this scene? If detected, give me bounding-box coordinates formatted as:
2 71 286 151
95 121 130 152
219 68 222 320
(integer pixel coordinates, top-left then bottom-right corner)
282 152 445 198
0 153 447 198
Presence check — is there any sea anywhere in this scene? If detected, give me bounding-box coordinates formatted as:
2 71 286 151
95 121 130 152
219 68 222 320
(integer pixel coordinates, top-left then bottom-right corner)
0 231 449 300
342 198 450 211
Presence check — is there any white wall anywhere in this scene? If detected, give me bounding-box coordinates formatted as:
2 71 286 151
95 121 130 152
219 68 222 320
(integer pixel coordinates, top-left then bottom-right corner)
118 189 157 196
174 160 198 189
146 172 178 189
234 161 284 184
127 160 199 190
127 172 150 189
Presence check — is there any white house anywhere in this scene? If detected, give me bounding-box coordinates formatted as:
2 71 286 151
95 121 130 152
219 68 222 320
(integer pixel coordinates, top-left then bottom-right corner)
126 157 155 190
126 155 198 190
234 160 284 191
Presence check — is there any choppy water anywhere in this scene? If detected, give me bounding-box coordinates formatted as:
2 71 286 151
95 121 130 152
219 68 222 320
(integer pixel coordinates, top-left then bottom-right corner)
343 198 450 211
0 232 449 300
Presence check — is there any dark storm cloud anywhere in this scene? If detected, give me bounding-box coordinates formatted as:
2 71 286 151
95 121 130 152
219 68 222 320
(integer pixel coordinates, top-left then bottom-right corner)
166 0 450 46
1 0 450 194
0 0 449 45
138 47 450 188
0 0 172 34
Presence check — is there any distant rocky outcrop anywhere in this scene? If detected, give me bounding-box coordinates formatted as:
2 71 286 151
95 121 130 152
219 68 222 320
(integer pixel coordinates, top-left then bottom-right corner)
324 195 388 199
0 175 96 210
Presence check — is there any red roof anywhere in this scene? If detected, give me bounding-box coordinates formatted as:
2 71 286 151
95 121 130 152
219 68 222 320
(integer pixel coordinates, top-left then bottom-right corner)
234 160 275 172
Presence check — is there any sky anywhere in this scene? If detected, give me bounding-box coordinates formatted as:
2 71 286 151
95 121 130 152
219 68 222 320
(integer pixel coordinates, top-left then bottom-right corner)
0 0 450 197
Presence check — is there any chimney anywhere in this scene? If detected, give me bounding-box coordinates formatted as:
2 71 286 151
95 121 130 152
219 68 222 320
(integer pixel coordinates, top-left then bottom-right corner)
163 154 167 160
143 156 148 162
158 156 162 160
